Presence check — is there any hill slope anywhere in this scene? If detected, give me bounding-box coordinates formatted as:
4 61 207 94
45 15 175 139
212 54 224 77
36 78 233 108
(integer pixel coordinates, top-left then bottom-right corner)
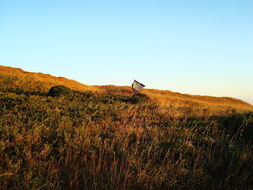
0 65 98 93
1 65 253 189
0 65 252 115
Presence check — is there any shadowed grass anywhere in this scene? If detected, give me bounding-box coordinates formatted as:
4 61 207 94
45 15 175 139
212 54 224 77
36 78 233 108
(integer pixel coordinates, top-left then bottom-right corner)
0 89 253 190
0 65 253 189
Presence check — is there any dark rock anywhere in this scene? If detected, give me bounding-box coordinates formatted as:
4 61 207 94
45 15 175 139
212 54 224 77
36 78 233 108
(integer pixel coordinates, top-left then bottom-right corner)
48 85 73 97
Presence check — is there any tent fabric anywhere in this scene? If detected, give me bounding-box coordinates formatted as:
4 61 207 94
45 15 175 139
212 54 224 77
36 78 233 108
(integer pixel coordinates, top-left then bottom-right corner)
132 80 145 93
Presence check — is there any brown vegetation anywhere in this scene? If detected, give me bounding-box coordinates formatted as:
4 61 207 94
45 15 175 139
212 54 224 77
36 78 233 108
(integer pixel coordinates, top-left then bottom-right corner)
0 65 253 189
1 65 251 116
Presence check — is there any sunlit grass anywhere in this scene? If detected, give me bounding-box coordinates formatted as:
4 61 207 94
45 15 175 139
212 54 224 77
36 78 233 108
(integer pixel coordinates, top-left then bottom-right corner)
0 65 253 189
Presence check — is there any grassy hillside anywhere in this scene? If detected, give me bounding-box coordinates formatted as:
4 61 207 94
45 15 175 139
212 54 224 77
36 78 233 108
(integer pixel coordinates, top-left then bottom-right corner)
0 65 253 189
0 65 252 115
0 65 98 93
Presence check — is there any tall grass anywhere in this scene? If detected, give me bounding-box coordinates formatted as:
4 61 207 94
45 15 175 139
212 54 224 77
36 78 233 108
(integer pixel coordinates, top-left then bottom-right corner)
1 65 253 189
0 90 253 190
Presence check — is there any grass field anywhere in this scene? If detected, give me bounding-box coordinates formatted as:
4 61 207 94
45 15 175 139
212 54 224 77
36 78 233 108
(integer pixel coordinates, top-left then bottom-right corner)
0 65 253 189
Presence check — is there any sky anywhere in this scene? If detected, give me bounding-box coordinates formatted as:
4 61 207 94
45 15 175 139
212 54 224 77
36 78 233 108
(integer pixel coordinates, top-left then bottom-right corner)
0 0 253 104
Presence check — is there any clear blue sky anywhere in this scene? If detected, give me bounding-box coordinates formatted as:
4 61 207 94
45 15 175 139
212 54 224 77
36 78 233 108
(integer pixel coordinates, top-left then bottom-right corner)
1 0 253 104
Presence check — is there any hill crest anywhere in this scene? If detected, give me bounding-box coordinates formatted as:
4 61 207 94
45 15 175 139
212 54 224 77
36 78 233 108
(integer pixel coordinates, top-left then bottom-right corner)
0 65 252 114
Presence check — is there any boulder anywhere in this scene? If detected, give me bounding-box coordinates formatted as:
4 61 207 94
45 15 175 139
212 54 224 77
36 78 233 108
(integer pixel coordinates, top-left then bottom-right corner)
48 85 73 97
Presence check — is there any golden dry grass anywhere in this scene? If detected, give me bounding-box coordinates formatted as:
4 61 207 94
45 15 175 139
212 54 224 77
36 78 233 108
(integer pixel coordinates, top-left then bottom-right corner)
0 65 98 93
1 65 252 116
1 65 253 189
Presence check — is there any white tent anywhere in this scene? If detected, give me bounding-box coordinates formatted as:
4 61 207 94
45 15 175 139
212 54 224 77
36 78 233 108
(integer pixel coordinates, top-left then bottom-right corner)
132 80 145 93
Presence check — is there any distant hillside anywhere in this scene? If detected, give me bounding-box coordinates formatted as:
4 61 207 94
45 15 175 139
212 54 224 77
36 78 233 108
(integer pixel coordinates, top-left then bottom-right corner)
0 65 98 93
0 65 252 115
